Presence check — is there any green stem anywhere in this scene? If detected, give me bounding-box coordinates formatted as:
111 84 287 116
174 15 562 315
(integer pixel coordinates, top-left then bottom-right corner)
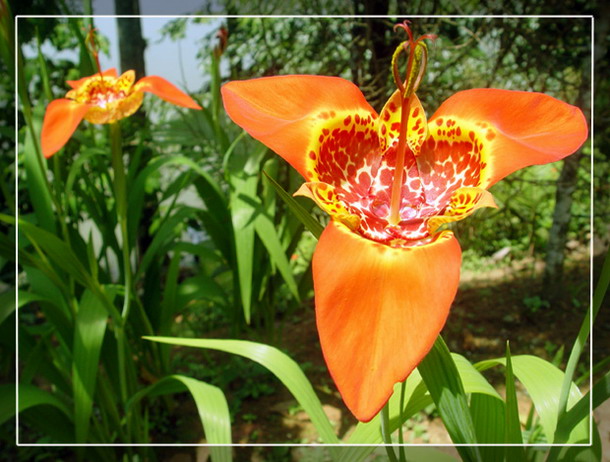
381 403 399 462
110 123 132 320
398 381 406 462
109 123 133 439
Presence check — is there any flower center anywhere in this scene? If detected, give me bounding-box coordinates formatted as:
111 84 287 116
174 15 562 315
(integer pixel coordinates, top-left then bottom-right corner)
88 82 127 107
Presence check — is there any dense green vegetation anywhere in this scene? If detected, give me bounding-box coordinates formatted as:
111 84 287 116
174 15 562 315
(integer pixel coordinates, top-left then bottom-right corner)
1 2 608 461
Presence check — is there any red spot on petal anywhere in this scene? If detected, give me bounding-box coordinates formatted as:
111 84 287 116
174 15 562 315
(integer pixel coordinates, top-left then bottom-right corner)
436 118 443 126
344 115 352 126
486 131 495 141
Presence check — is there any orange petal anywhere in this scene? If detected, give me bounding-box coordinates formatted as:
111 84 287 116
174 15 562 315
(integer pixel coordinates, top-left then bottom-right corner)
429 89 588 188
134 76 201 110
312 221 461 422
221 76 377 180
66 68 118 89
41 99 89 158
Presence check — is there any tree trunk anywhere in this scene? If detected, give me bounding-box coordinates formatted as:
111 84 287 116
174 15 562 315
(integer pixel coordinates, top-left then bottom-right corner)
114 0 146 79
542 151 583 296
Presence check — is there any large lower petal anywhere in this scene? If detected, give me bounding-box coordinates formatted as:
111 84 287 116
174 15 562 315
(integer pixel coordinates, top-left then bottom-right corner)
428 89 588 188
41 99 90 158
134 76 201 110
312 221 461 422
221 75 377 180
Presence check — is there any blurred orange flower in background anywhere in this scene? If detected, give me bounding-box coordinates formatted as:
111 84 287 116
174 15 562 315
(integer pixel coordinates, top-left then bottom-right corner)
41 68 201 158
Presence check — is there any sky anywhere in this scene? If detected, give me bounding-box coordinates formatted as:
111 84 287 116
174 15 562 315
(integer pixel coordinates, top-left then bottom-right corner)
91 0 207 15
92 17 219 93
22 14 221 95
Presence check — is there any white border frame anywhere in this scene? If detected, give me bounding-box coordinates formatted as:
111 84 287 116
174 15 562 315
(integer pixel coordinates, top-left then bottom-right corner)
14 13 595 451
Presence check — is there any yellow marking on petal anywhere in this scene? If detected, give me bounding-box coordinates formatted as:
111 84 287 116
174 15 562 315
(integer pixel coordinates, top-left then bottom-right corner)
295 182 361 230
427 187 497 234
378 90 427 155
425 116 499 187
305 109 379 186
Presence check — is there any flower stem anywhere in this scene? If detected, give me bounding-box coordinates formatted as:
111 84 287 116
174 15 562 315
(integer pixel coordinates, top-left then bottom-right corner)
110 122 132 320
381 402 399 462
388 94 411 226
109 122 132 411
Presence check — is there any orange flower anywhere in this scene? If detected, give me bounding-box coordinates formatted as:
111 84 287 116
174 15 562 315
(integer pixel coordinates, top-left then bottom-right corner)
221 42 587 422
41 68 201 158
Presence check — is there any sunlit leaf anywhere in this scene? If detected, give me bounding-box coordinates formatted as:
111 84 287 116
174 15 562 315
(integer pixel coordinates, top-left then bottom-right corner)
144 336 340 452
127 374 231 460
476 355 588 444
73 289 109 443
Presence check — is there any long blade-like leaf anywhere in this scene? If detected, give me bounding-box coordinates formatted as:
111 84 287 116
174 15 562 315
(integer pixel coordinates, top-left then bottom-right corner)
73 289 108 443
144 336 340 452
418 336 481 462
226 144 267 323
476 355 588 444
503 343 525 461
262 170 324 239
127 374 231 461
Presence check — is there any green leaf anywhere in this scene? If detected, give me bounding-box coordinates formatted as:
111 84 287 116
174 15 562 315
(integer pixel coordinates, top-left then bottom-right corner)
343 351 504 461
128 155 228 248
418 336 481 462
136 206 201 280
470 394 505 462
226 143 267 323
254 211 300 302
503 343 525 461
263 170 324 239
144 336 340 452
555 369 610 443
17 383 72 422
0 384 15 426
23 106 56 233
18 389 75 443
127 374 231 460
476 355 588 444
73 289 108 443
400 448 460 462
12 216 122 321
0 288 15 326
